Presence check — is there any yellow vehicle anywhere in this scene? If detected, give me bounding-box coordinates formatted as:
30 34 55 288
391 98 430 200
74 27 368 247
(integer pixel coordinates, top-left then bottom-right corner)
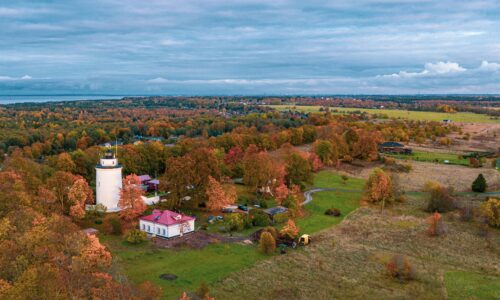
298 234 311 246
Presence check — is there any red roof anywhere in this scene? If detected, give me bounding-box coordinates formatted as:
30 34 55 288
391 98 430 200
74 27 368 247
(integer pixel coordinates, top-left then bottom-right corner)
140 210 195 226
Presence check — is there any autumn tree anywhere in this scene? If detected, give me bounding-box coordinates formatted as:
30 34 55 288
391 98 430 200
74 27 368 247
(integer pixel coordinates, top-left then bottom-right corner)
427 212 445 236
424 181 455 213
274 183 289 205
259 231 276 254
480 197 500 228
280 219 299 240
205 176 236 211
243 145 285 192
364 168 393 209
68 178 94 219
119 174 146 221
285 152 313 186
45 171 80 214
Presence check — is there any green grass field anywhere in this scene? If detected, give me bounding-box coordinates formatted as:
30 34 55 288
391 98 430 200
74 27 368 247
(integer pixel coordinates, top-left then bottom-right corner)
101 235 267 299
386 150 470 166
269 105 500 124
297 171 364 233
445 271 500 300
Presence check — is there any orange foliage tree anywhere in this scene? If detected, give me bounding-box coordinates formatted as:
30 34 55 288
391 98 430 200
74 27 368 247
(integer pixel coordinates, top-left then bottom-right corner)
68 178 94 219
118 174 146 221
205 176 236 211
280 219 300 240
364 168 393 209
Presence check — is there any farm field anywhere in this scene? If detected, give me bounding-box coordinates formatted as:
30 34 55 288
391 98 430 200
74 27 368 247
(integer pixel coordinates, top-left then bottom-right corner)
385 150 469 166
269 105 500 124
212 195 500 299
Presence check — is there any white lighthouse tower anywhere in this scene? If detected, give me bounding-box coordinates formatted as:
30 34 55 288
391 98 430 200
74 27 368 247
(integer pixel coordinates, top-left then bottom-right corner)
95 148 123 212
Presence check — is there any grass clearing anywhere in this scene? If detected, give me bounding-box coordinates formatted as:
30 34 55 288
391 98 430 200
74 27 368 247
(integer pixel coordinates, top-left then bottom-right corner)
269 105 500 124
445 271 500 300
298 171 365 233
385 150 469 166
101 235 266 299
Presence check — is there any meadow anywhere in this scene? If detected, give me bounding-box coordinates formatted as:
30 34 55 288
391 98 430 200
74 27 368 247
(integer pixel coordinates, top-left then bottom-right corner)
385 150 470 166
269 105 500 124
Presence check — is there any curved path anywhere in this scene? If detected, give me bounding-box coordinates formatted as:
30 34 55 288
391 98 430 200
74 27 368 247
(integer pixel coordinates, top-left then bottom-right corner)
302 187 363 206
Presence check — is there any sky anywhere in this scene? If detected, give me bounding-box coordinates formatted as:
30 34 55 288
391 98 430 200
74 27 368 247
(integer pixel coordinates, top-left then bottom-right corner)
1 0 500 95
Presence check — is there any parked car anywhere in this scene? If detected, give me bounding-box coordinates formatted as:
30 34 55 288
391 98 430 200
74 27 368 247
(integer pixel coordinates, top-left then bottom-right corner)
238 205 249 211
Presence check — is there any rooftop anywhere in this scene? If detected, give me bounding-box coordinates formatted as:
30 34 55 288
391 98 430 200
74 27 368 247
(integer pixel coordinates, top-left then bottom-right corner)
140 210 195 226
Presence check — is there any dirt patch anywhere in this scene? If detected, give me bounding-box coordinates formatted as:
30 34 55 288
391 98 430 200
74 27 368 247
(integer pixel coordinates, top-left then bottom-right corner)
152 231 248 250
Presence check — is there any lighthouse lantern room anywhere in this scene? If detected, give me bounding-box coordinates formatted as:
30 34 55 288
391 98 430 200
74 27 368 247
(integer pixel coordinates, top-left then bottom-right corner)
95 148 123 212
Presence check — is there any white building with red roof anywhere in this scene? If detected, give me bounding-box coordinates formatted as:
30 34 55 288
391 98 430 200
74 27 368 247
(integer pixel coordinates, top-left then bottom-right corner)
139 210 195 238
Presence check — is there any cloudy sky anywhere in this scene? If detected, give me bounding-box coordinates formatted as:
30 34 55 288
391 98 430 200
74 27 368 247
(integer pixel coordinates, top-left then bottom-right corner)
1 0 500 95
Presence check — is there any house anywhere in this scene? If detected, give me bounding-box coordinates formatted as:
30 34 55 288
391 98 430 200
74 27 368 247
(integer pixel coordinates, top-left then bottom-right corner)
138 174 160 192
378 141 412 154
264 206 288 219
139 209 195 238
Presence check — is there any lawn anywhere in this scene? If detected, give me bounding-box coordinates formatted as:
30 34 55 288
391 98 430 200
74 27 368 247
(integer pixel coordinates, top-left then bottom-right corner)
269 105 500 124
101 235 267 299
385 150 470 166
445 271 500 300
297 171 365 233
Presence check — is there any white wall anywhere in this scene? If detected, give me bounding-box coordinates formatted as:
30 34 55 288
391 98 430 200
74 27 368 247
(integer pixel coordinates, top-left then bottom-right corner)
139 219 194 238
95 166 122 212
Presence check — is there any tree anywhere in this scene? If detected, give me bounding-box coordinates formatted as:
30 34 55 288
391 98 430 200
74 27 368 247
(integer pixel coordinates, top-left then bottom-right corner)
259 232 276 254
280 219 299 240
424 181 455 213
274 183 289 205
472 173 487 193
285 152 313 186
45 171 79 214
205 176 236 211
68 178 93 219
313 140 336 165
119 174 146 221
480 197 500 228
55 152 76 172
364 168 393 210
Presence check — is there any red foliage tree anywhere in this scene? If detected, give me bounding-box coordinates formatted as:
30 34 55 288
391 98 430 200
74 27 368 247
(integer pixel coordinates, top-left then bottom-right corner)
205 176 236 211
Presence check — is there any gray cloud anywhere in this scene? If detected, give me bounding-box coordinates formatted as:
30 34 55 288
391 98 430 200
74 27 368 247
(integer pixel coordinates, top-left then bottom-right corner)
1 1 500 94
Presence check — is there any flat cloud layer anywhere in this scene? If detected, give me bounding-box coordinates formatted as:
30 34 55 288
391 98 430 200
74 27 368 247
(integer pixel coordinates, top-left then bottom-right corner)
1 0 500 95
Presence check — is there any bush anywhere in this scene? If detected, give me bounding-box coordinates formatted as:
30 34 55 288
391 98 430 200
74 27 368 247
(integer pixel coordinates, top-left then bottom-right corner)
196 282 210 299
424 181 455 213
472 174 487 193
125 229 147 244
272 212 289 224
386 254 416 282
480 197 500 228
250 209 270 227
262 226 279 240
427 212 445 236
108 216 123 235
324 208 341 216
258 232 276 255
382 157 396 165
224 213 244 233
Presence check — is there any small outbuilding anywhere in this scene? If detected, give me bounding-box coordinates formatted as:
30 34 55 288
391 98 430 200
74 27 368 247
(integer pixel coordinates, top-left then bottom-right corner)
378 141 412 154
139 210 195 238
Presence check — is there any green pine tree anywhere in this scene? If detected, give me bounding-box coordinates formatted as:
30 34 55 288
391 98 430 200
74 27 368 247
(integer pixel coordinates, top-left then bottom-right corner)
472 174 487 193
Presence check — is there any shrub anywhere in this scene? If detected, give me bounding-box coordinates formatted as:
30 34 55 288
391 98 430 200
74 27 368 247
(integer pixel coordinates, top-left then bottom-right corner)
383 157 396 165
108 216 123 235
196 282 210 299
262 226 278 240
480 197 500 228
258 232 276 255
341 175 349 185
224 213 244 233
272 212 289 224
280 219 299 240
324 208 341 216
125 229 147 244
427 212 445 236
424 181 455 213
472 174 487 193
386 254 416 282
250 209 270 227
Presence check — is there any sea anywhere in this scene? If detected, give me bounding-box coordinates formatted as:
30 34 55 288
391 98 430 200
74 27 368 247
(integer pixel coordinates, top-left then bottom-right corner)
0 95 130 105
